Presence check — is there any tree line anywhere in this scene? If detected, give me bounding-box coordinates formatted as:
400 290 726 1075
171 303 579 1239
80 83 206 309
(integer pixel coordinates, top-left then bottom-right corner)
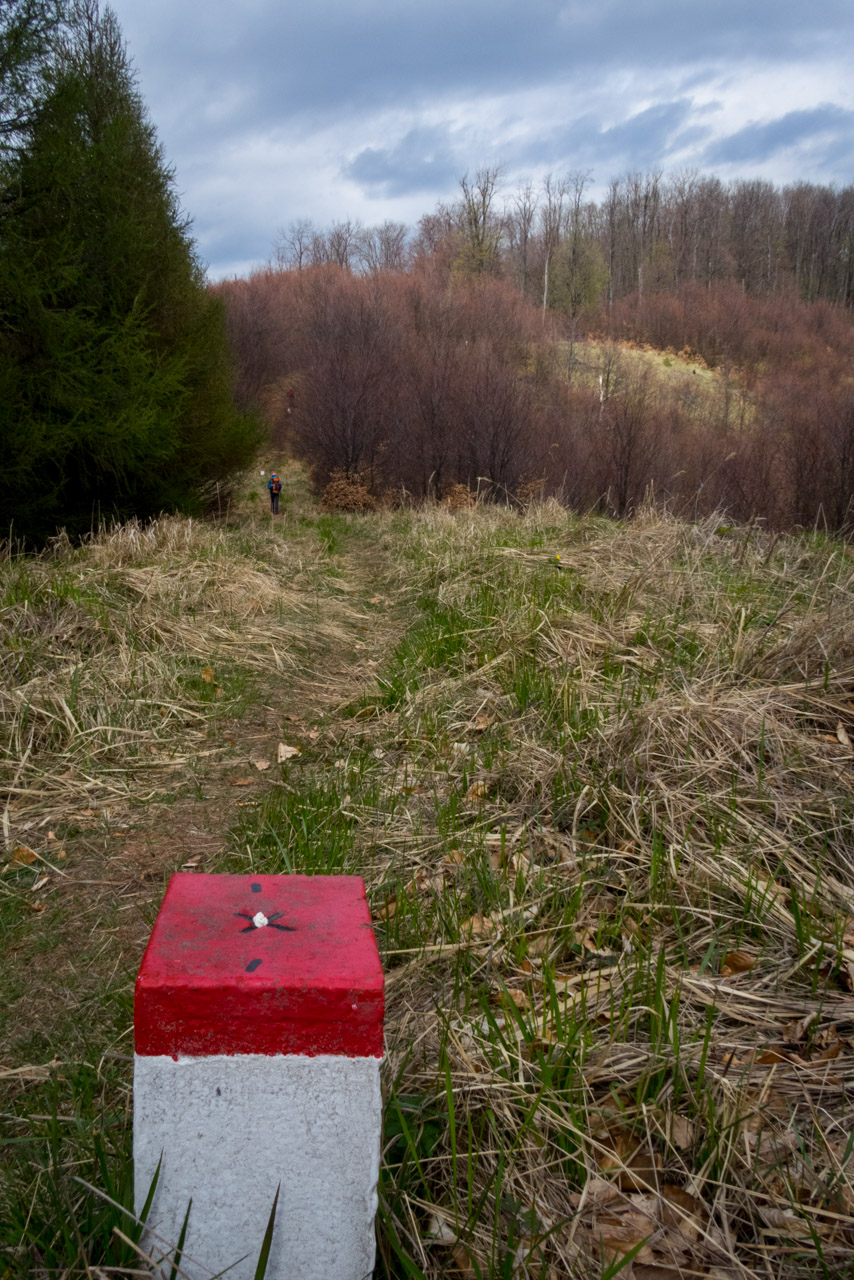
221 171 854 531
275 167 854 313
0 0 260 544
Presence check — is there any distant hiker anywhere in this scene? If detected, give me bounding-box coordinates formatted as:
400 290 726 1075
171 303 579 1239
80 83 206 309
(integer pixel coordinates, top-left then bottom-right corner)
268 472 282 514
287 387 294 416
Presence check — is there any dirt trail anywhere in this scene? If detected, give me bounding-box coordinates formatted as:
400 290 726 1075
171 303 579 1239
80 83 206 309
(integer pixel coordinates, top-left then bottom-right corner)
0 526 401 1065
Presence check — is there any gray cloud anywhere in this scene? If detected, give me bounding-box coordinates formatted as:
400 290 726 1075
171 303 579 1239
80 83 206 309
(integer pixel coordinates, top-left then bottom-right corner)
343 126 460 197
106 0 854 277
493 99 697 182
704 104 854 166
120 0 851 130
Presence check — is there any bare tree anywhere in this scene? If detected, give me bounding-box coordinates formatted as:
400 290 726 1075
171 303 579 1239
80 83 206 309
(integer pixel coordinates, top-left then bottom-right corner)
539 173 568 313
506 181 538 297
458 166 504 275
729 179 783 294
325 218 363 270
356 220 410 273
272 217 315 270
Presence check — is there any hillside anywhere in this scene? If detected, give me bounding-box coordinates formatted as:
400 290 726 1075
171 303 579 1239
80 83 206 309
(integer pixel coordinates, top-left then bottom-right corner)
3 468 854 1278
219 267 854 535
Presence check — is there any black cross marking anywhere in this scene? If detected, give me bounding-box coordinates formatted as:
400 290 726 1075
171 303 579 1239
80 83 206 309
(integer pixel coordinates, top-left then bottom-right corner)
234 911 296 933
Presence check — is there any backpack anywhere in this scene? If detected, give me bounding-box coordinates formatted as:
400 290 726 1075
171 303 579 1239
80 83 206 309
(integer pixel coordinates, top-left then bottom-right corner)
271 478 282 494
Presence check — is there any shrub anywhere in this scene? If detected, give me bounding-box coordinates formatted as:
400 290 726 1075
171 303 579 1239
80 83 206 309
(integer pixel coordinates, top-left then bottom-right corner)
321 469 377 513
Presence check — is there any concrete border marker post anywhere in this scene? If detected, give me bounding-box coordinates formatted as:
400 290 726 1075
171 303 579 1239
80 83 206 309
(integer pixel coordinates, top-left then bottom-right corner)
133 873 384 1280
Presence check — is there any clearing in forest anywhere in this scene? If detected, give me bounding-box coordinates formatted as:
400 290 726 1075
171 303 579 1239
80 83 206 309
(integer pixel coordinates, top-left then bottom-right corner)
3 464 854 1279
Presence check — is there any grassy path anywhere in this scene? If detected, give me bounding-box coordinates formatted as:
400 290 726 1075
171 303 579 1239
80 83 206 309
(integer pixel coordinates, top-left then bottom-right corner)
1 469 407 1277
4 474 854 1278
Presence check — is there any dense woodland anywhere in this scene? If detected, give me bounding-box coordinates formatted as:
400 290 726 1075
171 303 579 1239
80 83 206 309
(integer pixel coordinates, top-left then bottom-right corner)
0 0 260 543
273 168 854 310
218 167 854 532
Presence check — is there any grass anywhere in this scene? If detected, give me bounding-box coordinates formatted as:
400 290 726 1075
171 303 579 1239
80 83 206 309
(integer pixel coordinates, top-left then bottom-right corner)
4 475 854 1277
551 336 753 435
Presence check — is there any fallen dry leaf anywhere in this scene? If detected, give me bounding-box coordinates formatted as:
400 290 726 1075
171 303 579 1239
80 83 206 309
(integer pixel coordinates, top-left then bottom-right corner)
721 950 756 975
460 911 496 939
413 869 445 894
30 875 49 893
250 754 271 771
10 845 37 866
493 986 531 1011
451 1244 477 1279
756 1048 794 1065
277 742 300 762
374 897 397 920
660 1184 707 1240
424 1214 457 1246
837 720 853 750
200 666 216 684
593 1125 662 1192
759 1206 812 1236
569 1176 622 1208
465 780 490 802
783 1010 818 1044
231 777 254 787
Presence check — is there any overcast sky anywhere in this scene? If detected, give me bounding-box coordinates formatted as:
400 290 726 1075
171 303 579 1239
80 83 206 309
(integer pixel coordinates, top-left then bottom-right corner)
106 0 854 281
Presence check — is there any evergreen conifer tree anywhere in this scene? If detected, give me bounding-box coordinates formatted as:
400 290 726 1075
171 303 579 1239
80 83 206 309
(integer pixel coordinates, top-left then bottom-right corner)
0 0 260 541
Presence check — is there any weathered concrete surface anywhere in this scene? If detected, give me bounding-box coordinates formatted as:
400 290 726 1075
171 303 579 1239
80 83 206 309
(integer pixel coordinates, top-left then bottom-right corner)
134 1052 382 1280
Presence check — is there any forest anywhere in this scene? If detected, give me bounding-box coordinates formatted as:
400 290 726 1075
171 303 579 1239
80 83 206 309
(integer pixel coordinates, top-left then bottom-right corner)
219 168 854 532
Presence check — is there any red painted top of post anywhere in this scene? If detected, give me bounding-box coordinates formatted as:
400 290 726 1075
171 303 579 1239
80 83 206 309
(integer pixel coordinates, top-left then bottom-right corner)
134 874 384 1058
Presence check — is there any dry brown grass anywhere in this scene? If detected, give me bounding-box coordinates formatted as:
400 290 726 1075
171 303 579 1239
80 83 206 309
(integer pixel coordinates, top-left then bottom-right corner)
5 486 854 1279
0 507 360 846
304 501 854 1278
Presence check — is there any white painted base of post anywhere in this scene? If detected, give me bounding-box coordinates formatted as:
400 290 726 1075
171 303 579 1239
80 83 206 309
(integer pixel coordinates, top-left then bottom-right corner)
134 1053 382 1280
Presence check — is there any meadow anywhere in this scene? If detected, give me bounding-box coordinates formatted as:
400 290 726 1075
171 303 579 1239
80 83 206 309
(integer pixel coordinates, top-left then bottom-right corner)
3 466 854 1278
